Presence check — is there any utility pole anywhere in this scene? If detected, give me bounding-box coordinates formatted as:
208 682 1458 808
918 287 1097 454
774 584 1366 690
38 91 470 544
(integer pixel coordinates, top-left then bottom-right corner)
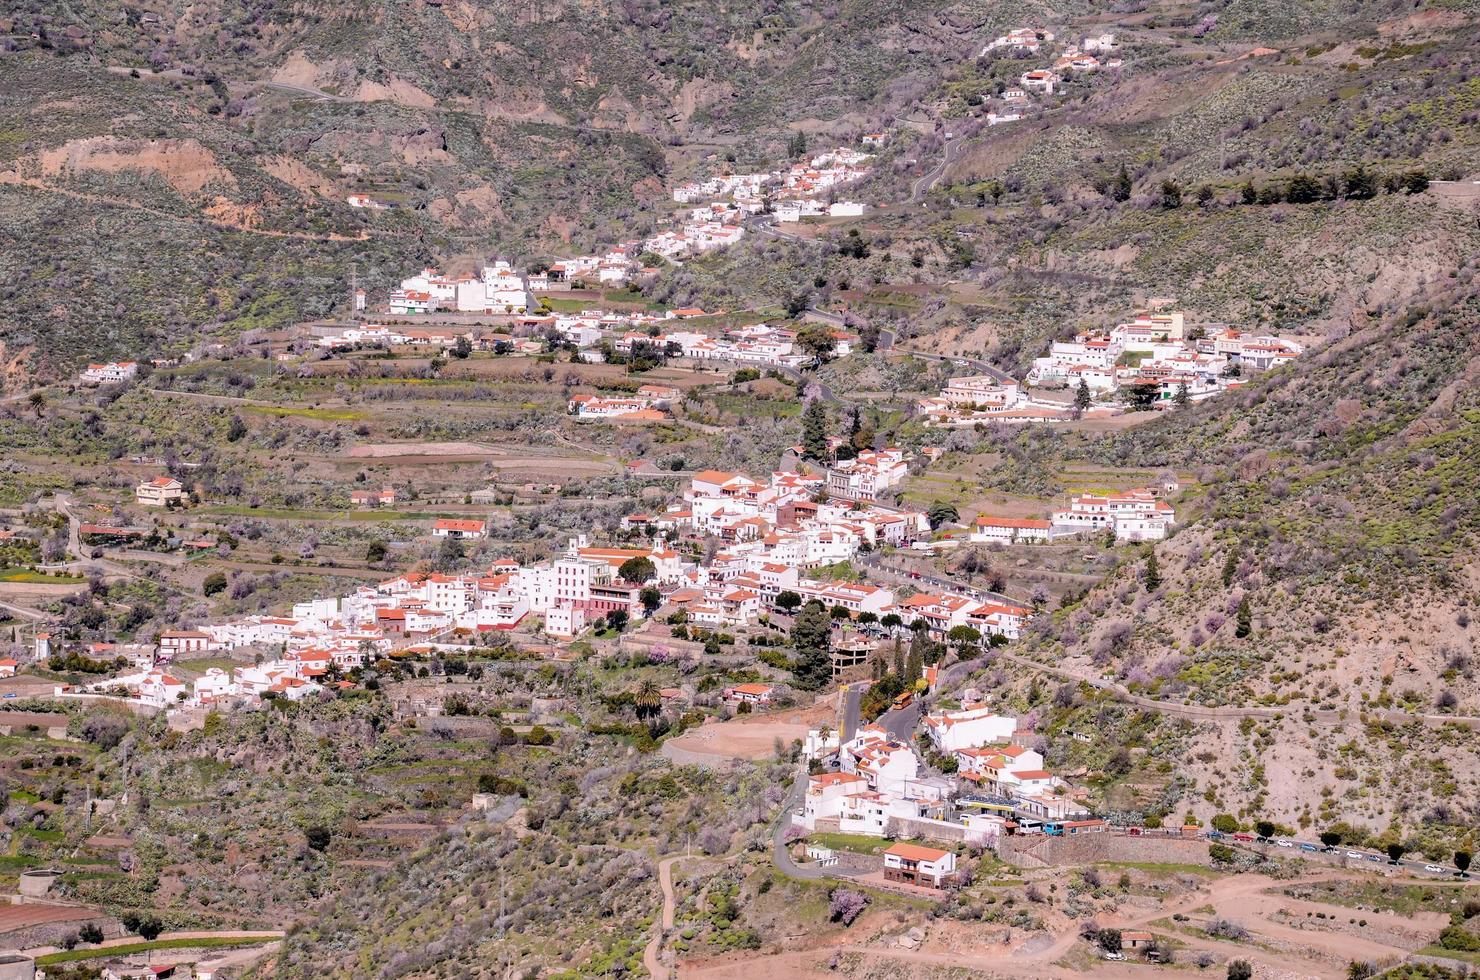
348 262 358 323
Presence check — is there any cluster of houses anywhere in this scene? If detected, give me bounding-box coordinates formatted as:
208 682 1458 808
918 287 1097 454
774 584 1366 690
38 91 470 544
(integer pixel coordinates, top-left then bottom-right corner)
377 250 690 318
1025 309 1304 404
642 202 749 260
671 146 870 225
628 467 1031 636
387 261 535 316
567 383 681 421
969 484 1177 545
918 309 1304 426
78 360 140 386
68 447 1042 714
983 26 1121 97
310 305 854 375
797 699 1100 880
616 321 853 369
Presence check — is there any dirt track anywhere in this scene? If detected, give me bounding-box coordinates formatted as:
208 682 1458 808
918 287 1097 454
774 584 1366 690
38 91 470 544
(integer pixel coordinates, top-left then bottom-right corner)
680 869 1457 979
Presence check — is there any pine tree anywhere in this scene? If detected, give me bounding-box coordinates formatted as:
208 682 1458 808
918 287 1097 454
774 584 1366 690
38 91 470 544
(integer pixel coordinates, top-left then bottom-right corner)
906 643 923 685
1144 547 1161 591
802 398 829 460
790 602 834 689
1075 378 1091 412
1235 596 1253 638
907 629 931 681
1174 382 1189 407
892 639 904 678
1222 549 1239 587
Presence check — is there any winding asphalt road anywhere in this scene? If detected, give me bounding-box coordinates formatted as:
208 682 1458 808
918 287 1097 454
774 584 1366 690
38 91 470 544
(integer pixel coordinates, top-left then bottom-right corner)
909 134 969 202
856 551 1019 607
887 344 1013 383
769 771 867 883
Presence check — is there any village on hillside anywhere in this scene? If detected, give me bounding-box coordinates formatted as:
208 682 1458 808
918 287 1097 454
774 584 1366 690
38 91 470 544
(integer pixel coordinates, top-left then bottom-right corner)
919 306 1305 426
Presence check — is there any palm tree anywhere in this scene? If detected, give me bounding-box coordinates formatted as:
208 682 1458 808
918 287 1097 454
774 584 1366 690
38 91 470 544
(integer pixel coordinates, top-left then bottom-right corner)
634 680 662 721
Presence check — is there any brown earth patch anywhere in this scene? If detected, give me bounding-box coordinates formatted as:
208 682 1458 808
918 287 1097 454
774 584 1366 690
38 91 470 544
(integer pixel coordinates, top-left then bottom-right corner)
36 136 236 195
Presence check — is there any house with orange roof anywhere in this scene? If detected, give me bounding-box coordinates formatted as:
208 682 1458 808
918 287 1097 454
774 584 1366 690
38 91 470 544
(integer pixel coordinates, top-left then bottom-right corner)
387 289 437 315
135 476 183 507
954 743 1046 789
841 727 920 796
722 682 774 706
432 518 487 540
883 842 957 888
798 772 934 836
157 630 214 658
350 487 397 508
967 601 1032 641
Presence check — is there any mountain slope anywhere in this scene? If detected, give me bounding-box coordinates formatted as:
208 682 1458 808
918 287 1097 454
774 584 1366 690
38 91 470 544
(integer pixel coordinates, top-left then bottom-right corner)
993 280 1480 845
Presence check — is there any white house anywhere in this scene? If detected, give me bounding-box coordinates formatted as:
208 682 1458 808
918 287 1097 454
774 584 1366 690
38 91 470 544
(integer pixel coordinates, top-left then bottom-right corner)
80 361 139 385
841 726 920 796
1020 69 1061 94
882 842 957 888
388 290 437 315
921 705 1017 753
825 448 909 502
136 476 184 507
432 519 487 540
970 516 1052 544
544 604 587 638
723 683 774 706
1050 488 1174 542
157 630 215 658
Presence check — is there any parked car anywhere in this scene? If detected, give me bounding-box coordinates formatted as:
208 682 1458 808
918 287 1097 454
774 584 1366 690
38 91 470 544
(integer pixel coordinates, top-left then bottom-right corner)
1232 833 1254 842
1276 839 1293 848
1299 843 1318 852
1368 854 1383 863
1346 851 1365 859
1102 951 1124 961
1424 865 1447 874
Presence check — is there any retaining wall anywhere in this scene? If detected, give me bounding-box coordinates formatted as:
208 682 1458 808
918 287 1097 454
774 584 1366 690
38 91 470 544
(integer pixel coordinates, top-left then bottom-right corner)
999 833 1213 869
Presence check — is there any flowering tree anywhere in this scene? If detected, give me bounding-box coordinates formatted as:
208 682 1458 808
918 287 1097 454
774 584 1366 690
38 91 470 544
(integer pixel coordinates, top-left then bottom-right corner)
828 889 869 925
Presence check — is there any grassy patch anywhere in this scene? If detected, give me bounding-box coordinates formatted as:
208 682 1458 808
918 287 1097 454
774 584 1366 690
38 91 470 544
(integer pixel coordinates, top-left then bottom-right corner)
0 568 86 584
37 935 280 964
805 832 894 855
1282 881 1473 916
197 506 415 521
1418 945 1480 965
241 405 365 421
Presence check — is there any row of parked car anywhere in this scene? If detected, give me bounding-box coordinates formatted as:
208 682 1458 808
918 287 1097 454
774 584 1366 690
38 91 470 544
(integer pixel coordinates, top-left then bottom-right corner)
1209 831 1464 876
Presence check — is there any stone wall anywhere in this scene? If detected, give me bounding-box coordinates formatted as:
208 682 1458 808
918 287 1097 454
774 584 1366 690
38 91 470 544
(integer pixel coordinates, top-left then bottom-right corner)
999 833 1212 869
893 816 995 846
1429 180 1480 202
0 913 121 951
